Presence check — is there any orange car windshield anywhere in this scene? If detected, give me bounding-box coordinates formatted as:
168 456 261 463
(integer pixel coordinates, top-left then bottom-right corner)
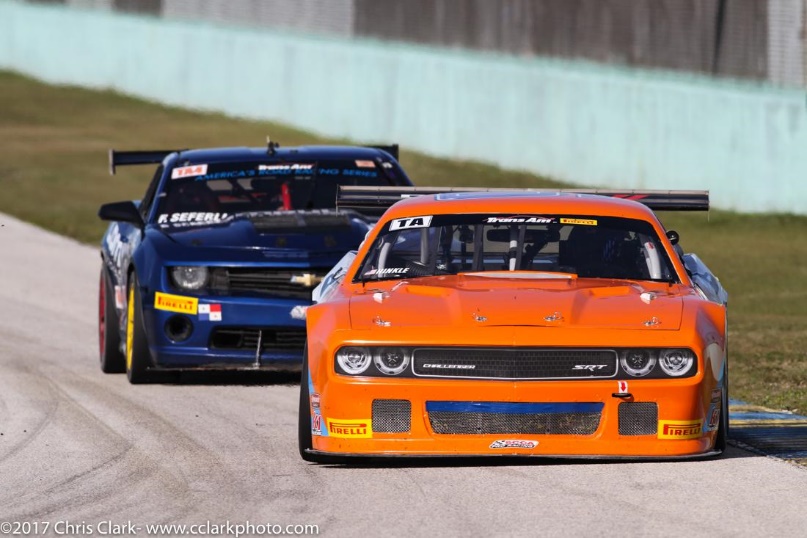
356 214 679 283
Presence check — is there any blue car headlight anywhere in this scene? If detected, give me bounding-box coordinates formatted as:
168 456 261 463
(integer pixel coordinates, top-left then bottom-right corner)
171 266 209 291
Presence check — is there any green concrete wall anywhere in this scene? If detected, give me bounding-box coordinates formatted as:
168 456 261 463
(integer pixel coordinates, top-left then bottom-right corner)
1 0 806 214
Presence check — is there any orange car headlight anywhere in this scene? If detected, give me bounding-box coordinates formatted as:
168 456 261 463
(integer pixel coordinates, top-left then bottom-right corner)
619 350 656 377
335 346 412 376
373 348 412 376
335 347 372 375
658 349 695 377
619 348 696 378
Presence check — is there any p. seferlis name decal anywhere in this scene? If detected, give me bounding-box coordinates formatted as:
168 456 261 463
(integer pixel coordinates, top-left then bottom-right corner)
158 212 230 225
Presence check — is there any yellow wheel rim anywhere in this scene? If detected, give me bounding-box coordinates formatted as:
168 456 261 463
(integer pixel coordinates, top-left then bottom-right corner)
126 284 134 371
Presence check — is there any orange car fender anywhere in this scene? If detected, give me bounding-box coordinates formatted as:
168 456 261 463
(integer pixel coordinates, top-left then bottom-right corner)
681 298 727 412
307 302 341 373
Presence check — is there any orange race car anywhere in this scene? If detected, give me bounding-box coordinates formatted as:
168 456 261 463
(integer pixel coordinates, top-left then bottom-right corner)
299 187 728 462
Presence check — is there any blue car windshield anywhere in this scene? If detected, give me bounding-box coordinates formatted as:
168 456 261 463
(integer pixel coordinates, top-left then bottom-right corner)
356 213 679 283
154 159 398 222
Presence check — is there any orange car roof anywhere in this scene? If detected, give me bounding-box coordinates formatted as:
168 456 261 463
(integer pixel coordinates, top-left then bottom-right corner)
381 191 659 222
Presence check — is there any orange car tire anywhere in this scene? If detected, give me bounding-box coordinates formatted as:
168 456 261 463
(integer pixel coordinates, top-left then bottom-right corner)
298 349 345 464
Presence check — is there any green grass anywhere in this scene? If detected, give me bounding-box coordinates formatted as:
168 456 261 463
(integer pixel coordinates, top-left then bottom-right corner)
1 70 805 413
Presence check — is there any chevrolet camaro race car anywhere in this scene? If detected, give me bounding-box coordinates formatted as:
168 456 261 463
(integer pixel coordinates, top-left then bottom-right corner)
300 187 728 461
98 143 413 383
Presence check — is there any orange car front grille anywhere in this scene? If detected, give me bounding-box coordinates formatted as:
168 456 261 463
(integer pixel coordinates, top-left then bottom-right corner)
617 401 658 435
372 399 412 433
426 402 603 435
413 348 618 380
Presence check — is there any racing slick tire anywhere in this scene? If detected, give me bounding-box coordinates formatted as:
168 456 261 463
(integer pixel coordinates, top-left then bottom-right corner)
298 348 343 464
714 369 729 454
99 266 125 373
125 273 156 384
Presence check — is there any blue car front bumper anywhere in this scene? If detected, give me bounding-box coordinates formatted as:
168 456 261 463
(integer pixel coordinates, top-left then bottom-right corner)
141 292 309 371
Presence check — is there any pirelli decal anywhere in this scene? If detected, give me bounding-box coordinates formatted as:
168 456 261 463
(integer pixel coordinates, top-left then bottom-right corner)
560 218 598 226
658 419 703 440
327 418 372 438
154 292 198 315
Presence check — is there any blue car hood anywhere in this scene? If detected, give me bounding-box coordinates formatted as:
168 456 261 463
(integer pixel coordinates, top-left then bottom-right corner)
155 211 368 263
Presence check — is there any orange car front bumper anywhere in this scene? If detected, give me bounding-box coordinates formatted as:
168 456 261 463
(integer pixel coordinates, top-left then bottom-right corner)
309 375 720 458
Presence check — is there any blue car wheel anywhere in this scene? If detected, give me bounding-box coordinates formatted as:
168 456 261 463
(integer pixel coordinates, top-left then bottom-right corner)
99 266 125 374
126 273 155 384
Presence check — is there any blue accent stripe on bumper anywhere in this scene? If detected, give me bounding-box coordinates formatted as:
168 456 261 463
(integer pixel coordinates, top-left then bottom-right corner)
425 401 604 414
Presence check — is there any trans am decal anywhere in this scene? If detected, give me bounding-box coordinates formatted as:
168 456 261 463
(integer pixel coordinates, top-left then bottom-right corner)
390 216 433 231
257 163 315 173
485 216 554 224
171 164 208 179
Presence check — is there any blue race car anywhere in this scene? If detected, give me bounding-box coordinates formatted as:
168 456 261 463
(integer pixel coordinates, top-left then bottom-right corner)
98 142 412 383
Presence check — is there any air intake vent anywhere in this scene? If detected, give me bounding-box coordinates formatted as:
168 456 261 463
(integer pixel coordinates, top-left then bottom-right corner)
372 399 411 433
426 402 603 435
618 402 658 435
247 210 352 232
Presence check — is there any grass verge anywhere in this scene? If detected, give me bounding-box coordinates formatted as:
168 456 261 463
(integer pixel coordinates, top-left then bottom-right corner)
1 70 805 413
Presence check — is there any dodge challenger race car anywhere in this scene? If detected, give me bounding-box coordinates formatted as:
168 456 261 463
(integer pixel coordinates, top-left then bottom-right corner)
98 143 413 383
300 187 728 461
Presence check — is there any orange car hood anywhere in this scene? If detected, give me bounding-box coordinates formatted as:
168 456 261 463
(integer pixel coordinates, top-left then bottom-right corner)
349 275 684 331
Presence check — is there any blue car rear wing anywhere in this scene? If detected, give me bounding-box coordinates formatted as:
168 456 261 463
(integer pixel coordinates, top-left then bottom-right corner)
337 186 709 213
108 149 182 175
366 144 399 161
109 143 399 176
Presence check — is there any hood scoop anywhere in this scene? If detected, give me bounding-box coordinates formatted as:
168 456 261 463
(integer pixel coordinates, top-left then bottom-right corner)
245 210 353 233
350 278 685 331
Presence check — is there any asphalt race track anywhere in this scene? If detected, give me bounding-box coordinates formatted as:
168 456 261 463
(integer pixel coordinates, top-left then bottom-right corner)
1 213 807 537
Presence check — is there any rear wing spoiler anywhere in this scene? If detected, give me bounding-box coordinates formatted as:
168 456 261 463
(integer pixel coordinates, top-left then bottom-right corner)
108 149 182 175
366 144 399 161
337 186 709 215
109 144 399 175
